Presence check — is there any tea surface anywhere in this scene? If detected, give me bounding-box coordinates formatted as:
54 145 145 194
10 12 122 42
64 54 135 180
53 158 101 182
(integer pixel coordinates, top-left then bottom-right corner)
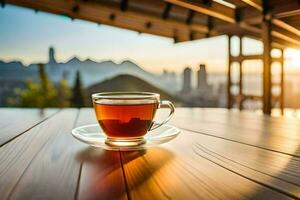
94 103 157 138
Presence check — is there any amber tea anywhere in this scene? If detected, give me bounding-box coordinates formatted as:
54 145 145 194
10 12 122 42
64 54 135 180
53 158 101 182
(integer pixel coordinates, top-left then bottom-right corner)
94 102 158 138
92 92 174 147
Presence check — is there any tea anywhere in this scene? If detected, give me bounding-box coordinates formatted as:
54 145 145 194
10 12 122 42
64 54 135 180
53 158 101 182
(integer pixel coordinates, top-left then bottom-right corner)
94 102 158 138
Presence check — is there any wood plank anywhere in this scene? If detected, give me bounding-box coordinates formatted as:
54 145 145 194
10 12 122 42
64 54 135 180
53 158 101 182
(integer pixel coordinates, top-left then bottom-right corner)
170 108 300 157
239 36 243 110
280 49 284 114
272 0 300 19
165 0 236 23
121 131 294 199
0 108 58 146
262 18 272 115
241 0 262 11
227 35 232 109
272 19 300 38
240 0 300 48
163 0 265 39
8 108 83 199
231 54 263 62
5 0 209 42
0 109 78 199
190 130 300 198
0 108 127 200
76 108 128 200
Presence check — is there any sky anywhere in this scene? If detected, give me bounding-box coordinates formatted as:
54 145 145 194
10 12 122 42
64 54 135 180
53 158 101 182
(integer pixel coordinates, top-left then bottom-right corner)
0 4 300 74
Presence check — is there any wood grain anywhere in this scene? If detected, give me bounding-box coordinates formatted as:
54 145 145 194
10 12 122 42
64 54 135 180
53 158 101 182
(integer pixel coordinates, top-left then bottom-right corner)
188 130 300 198
0 108 58 146
0 109 78 199
76 108 128 200
121 133 294 199
2 108 300 200
170 108 300 157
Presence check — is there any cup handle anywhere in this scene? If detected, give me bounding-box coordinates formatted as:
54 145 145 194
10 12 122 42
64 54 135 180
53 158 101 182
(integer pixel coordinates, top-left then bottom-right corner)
149 100 175 131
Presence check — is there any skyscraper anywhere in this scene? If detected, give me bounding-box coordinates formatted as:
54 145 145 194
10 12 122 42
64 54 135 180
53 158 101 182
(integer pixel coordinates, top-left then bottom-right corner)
49 46 56 64
197 64 207 89
182 67 192 93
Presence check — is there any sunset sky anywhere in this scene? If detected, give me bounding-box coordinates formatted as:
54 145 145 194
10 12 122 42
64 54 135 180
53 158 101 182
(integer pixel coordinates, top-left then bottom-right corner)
0 4 300 74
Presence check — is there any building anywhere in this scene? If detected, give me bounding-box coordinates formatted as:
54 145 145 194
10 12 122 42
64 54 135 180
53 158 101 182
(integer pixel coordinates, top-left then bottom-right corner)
182 67 192 93
180 64 217 107
49 46 56 64
197 64 207 89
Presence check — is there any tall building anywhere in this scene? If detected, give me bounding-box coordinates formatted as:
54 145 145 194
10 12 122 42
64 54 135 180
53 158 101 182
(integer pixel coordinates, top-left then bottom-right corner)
49 46 56 64
182 67 192 93
197 64 207 89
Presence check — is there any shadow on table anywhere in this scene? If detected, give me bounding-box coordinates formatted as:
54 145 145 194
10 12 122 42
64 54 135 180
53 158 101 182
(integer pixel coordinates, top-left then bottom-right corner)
76 147 174 199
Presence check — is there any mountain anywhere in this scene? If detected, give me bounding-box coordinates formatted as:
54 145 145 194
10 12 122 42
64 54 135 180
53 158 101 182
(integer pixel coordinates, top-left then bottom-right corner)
0 61 38 81
45 59 181 93
0 57 181 94
85 74 179 106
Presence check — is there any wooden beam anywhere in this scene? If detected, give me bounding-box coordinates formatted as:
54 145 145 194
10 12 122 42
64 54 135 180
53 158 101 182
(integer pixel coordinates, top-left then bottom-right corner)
120 0 129 11
272 19 300 38
5 0 210 43
262 18 272 115
164 0 265 39
242 95 262 101
275 9 300 19
231 54 262 62
272 0 300 19
240 0 300 48
239 36 243 110
6 0 300 48
280 49 284 115
186 10 195 24
227 35 232 109
271 30 300 47
165 0 236 23
162 2 172 19
241 0 262 11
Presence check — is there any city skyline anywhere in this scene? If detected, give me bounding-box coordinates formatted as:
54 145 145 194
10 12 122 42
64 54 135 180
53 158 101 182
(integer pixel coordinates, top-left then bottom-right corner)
1 4 300 74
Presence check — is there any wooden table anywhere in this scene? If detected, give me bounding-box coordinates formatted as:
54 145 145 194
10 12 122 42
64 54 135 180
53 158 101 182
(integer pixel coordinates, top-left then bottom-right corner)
0 108 300 200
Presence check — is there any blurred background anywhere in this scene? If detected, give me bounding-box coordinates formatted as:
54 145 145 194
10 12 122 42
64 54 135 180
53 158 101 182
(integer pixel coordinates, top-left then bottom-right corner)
1 4 300 114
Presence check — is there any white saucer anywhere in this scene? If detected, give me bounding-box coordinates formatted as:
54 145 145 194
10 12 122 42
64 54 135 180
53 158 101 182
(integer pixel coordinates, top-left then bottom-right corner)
71 124 180 151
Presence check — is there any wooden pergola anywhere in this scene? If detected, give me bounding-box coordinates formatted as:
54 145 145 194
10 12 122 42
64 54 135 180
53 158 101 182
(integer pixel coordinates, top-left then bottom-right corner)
4 0 300 114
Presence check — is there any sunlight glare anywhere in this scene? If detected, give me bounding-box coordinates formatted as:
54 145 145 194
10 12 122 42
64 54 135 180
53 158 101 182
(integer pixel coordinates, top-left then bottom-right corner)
285 48 300 68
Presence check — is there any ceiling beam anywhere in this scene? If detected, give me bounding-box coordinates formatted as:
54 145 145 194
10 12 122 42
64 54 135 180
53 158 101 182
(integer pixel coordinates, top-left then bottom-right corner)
164 0 236 23
5 0 300 48
120 0 129 12
240 0 300 48
164 0 264 37
275 9 300 19
5 0 211 43
272 19 300 38
185 10 195 24
241 0 262 11
162 2 172 19
271 30 300 47
272 0 300 19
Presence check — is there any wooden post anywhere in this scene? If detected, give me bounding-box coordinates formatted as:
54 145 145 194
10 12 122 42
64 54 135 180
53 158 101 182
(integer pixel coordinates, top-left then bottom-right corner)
227 35 232 109
239 36 243 110
262 18 272 115
280 48 284 115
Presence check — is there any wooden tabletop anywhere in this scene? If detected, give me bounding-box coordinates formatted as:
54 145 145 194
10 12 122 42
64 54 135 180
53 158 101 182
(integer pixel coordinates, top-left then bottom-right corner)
0 108 300 200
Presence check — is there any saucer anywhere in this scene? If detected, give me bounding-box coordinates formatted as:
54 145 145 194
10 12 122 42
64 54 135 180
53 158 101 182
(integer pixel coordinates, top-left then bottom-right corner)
71 124 180 151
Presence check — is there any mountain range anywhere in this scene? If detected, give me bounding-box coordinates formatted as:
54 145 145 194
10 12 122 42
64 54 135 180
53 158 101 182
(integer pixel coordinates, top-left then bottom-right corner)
0 57 181 94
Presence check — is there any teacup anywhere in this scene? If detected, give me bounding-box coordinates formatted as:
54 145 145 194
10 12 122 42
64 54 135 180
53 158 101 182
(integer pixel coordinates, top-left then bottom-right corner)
92 92 175 146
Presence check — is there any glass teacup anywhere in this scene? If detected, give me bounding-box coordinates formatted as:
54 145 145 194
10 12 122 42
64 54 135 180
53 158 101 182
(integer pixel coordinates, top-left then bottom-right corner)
92 92 175 147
